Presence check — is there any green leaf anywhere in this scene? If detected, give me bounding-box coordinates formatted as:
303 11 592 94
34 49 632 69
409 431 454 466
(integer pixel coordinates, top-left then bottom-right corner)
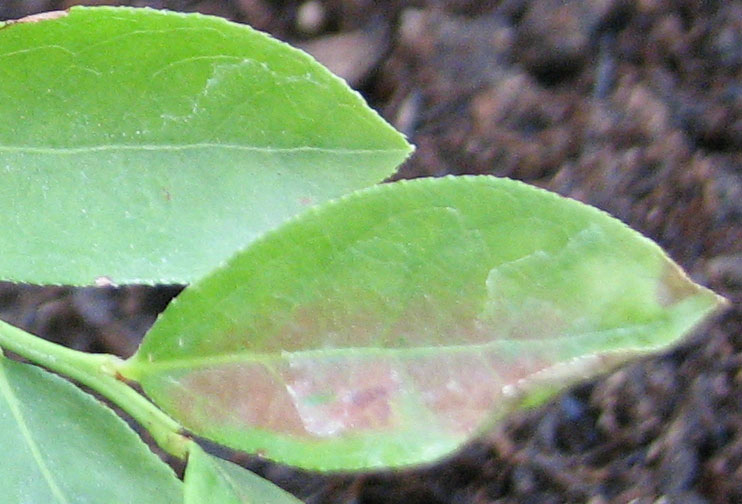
185 442 304 504
120 176 724 470
0 6 411 285
0 354 182 503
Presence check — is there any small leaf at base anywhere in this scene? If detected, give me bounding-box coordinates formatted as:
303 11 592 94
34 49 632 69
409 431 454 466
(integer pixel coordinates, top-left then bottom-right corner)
185 442 304 504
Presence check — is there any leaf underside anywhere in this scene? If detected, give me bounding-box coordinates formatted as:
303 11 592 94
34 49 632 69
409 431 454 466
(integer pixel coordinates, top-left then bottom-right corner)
0 6 411 285
122 176 723 471
0 354 182 503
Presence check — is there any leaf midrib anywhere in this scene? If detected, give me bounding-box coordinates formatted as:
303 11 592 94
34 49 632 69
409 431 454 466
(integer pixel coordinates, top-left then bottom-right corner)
0 144 410 155
129 320 663 376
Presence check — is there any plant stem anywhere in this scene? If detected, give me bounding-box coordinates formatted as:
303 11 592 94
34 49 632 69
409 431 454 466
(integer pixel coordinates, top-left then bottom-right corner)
0 319 190 460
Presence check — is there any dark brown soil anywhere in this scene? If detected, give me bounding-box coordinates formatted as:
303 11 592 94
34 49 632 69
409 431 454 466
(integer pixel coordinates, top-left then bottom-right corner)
1 1 740 503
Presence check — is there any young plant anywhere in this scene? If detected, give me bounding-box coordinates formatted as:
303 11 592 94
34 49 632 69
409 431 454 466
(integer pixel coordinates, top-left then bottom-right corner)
0 7 725 503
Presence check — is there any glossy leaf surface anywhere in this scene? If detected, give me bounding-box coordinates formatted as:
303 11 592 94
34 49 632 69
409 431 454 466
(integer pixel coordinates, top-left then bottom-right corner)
185 443 304 504
0 354 182 503
0 6 411 285
122 176 723 470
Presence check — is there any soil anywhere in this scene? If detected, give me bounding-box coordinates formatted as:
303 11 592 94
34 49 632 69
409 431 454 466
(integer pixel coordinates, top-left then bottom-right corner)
1 1 740 503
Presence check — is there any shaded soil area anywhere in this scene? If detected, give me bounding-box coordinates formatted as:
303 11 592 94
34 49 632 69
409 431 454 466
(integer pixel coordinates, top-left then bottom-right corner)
1 1 740 503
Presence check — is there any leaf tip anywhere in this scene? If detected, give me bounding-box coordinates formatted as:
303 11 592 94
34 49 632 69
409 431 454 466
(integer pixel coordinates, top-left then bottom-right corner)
657 261 729 312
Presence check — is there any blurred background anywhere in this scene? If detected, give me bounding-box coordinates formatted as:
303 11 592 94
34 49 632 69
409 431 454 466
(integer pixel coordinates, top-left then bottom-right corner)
1 1 740 503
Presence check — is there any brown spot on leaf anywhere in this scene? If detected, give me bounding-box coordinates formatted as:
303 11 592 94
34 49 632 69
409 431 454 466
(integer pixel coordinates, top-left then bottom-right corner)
656 262 701 307
406 350 553 434
265 303 382 353
282 356 402 437
173 362 307 436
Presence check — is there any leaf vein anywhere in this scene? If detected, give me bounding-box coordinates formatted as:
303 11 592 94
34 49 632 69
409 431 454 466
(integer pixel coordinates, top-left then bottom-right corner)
0 144 408 155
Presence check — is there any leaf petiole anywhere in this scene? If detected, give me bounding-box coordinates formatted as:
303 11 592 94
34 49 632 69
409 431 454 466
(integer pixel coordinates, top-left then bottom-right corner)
0 319 190 460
